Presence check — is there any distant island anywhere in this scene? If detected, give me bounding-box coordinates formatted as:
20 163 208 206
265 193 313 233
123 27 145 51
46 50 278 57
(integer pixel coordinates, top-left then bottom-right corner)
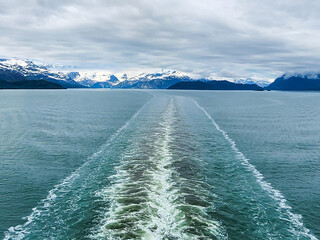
168 80 263 91
0 79 66 89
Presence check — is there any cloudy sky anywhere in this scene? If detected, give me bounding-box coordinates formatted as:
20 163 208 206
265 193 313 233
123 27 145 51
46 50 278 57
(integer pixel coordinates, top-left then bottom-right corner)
1 0 320 80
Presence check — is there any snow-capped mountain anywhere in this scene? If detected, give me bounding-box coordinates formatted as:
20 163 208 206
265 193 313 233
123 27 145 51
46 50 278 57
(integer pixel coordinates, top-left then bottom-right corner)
0 59 82 88
233 78 271 87
282 72 320 80
1 58 273 89
0 59 193 89
116 70 189 82
115 71 191 89
266 72 320 90
70 70 191 89
69 72 120 88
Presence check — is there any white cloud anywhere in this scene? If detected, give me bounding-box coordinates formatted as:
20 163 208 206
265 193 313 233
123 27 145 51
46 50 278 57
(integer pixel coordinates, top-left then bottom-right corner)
1 0 320 80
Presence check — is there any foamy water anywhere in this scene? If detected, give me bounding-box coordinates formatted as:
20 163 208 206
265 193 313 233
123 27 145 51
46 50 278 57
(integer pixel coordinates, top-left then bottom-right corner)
91 99 227 239
1 90 319 240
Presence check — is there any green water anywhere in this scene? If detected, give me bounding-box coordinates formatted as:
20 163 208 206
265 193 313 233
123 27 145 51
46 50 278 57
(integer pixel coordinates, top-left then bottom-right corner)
0 90 319 239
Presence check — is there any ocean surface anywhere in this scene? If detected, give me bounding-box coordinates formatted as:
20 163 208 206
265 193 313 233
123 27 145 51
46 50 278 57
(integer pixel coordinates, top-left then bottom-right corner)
0 89 319 240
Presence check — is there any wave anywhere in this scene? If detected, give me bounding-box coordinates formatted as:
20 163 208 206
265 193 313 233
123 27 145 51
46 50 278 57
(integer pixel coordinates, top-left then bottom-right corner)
193 100 318 240
4 99 152 240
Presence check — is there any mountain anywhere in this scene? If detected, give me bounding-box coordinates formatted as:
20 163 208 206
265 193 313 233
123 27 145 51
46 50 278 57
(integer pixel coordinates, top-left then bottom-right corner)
266 73 320 90
0 59 83 88
0 79 66 89
115 71 191 89
0 60 192 89
68 72 119 87
168 80 264 91
2 58 292 90
233 78 271 87
71 70 191 89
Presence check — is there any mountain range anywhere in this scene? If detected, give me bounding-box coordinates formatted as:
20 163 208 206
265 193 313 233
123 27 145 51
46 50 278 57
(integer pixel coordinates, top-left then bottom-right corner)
0 59 82 88
0 59 269 90
2 58 320 91
69 70 191 89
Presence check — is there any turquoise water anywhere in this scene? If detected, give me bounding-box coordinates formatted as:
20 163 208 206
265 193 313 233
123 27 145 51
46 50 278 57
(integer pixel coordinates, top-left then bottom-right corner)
0 90 319 239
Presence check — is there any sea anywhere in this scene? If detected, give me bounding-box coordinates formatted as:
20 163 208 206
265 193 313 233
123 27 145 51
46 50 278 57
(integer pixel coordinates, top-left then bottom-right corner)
0 89 319 240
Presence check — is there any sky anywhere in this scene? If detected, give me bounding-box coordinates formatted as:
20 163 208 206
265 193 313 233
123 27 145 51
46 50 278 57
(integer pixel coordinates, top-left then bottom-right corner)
1 0 320 80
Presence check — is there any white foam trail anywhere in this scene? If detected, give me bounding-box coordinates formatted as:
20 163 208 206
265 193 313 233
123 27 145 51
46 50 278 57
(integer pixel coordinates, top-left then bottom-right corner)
92 99 185 239
145 99 226 239
92 98 227 239
193 100 318 240
4 98 152 240
142 99 186 239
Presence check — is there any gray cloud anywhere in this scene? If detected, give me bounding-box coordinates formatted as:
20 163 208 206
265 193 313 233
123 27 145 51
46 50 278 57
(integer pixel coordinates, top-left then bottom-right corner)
1 0 320 80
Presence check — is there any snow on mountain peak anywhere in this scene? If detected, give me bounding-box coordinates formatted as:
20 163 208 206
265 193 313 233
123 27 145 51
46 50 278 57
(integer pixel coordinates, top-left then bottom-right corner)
0 59 30 68
74 71 114 82
7 59 28 67
283 72 320 80
115 70 189 81
71 69 190 87
233 78 271 87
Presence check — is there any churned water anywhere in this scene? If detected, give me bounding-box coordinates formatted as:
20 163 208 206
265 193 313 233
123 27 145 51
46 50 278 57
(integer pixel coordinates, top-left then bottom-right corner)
0 90 319 239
